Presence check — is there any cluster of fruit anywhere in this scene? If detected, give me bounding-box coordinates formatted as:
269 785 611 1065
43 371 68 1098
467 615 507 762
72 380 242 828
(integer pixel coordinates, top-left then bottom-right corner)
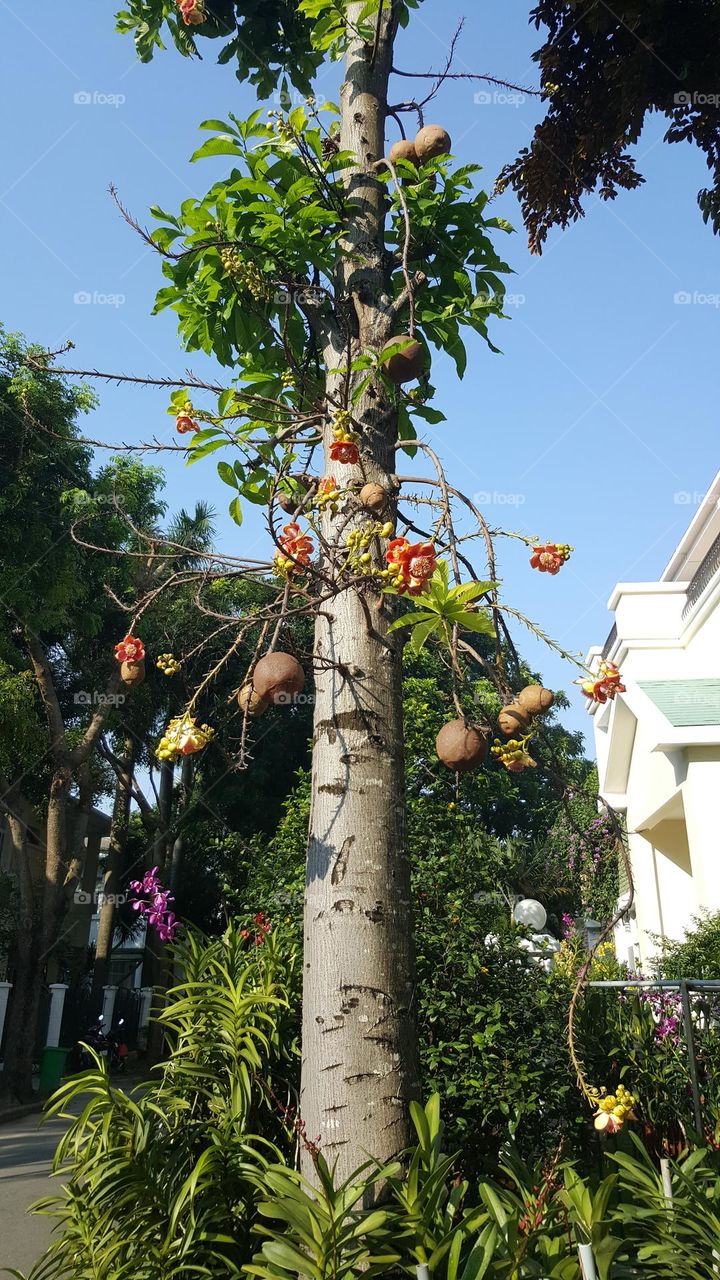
219 247 268 301
267 110 294 141
590 1083 637 1134
156 653 180 677
157 714 215 762
386 123 452 171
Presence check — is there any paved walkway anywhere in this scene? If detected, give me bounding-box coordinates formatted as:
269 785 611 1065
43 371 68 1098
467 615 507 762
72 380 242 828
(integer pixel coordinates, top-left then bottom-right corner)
0 1109 68 1277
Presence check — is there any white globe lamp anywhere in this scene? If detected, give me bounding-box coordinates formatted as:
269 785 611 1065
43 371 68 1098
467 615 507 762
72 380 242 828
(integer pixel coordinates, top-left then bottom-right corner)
513 898 547 931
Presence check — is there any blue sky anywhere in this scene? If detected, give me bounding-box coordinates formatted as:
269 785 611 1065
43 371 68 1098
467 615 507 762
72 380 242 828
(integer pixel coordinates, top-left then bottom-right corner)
1 1 718 744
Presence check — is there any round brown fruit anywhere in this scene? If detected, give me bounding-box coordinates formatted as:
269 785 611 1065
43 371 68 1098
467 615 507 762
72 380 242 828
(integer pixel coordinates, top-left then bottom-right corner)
414 124 451 163
381 336 425 385
278 472 315 515
237 684 269 716
498 703 531 736
359 483 388 513
253 652 305 705
120 660 145 687
516 684 554 716
436 719 489 772
387 138 418 167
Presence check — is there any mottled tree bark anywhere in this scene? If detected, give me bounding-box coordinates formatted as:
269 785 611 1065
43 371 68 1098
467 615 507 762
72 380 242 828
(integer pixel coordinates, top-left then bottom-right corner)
301 0 419 1181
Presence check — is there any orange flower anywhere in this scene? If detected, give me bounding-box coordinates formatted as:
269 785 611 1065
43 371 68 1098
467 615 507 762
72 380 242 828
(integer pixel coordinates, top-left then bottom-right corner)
175 413 199 434
530 543 572 575
579 660 626 705
178 0 205 24
318 475 337 496
329 440 360 465
386 537 437 595
280 522 314 564
114 634 145 664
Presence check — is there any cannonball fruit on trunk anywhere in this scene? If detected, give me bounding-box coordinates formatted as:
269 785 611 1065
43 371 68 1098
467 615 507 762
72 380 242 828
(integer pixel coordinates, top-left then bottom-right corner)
359 483 389 513
237 684 269 716
120 660 145 687
387 138 418 167
498 703 531 736
252 652 305 705
414 124 451 163
436 719 489 772
278 472 316 515
516 684 554 716
381 336 425 385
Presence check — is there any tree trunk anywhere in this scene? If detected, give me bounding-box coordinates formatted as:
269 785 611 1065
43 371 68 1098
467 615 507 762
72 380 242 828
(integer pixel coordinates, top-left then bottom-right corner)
93 736 136 995
0 806 41 1101
144 755 176 1064
300 0 419 1181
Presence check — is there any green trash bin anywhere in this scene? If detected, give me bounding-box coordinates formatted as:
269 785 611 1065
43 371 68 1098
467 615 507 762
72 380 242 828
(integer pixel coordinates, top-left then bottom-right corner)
39 1046 69 1094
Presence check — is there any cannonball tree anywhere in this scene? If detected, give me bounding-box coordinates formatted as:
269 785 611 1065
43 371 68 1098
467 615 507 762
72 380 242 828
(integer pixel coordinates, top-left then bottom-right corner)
43 0 628 1177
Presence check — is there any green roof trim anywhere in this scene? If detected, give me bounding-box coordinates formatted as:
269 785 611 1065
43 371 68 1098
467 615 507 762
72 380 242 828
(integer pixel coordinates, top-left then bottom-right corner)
638 679 720 727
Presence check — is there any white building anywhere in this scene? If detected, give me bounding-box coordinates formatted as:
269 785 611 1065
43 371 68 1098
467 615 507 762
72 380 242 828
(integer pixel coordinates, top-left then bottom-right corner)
587 473 720 969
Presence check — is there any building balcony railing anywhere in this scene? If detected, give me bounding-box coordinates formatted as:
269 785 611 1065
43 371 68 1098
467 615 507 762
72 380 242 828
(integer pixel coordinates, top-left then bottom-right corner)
682 531 720 619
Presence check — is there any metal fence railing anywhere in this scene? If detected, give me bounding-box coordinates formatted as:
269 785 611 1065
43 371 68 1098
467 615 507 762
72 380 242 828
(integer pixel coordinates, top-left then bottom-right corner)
587 979 720 1135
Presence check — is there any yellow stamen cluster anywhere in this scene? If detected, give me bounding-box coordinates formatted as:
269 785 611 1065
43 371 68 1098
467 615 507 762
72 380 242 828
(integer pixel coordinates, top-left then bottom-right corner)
156 715 215 763
280 370 295 390
490 736 537 771
156 653 180 677
345 521 395 577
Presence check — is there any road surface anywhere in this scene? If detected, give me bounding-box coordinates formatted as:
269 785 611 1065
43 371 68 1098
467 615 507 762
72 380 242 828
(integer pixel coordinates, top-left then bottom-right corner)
0 1110 68 1277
